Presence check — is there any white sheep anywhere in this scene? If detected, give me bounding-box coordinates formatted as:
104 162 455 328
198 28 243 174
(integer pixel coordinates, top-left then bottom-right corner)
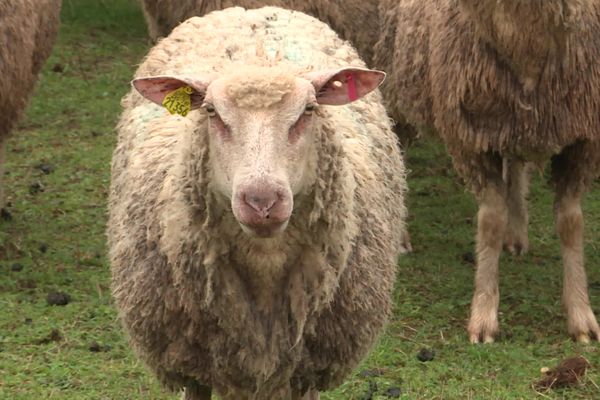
109 7 407 399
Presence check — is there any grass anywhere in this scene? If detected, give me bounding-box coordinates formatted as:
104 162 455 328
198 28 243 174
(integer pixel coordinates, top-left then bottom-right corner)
0 1 599 399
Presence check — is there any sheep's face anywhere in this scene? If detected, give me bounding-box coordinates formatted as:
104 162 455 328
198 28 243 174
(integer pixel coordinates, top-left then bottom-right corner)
133 67 385 238
202 72 318 238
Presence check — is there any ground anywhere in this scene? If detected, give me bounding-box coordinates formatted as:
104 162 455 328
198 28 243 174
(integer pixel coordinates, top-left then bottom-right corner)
0 0 599 399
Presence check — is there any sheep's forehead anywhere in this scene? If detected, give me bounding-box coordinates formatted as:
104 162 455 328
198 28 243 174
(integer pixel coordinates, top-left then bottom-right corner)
217 67 307 109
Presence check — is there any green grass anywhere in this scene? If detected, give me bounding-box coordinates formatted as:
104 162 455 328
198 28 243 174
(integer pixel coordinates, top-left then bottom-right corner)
1 1 599 398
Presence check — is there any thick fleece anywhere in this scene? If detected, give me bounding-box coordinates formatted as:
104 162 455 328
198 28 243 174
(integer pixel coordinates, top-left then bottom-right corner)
139 0 380 64
375 0 600 181
109 7 406 399
374 0 600 342
139 0 424 147
0 0 62 208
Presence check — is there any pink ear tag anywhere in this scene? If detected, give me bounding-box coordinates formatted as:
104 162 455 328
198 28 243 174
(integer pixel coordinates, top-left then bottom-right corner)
346 73 358 102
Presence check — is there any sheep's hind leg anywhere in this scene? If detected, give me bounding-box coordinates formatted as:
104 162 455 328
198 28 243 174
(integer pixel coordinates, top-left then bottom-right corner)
503 160 530 255
554 190 599 342
468 181 508 343
552 146 600 342
182 382 212 400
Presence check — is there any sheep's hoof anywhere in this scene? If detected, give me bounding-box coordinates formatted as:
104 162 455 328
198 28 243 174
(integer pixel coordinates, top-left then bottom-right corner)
467 327 497 344
570 324 600 343
503 243 527 256
502 233 528 256
576 333 591 344
572 330 600 344
567 305 600 343
468 295 499 344
469 332 495 344
467 313 499 344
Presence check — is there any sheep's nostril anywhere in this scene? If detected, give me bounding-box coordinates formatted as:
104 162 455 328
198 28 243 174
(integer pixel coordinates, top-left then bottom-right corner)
243 192 279 218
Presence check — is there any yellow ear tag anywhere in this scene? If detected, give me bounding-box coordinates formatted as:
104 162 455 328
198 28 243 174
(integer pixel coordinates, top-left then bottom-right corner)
162 86 194 116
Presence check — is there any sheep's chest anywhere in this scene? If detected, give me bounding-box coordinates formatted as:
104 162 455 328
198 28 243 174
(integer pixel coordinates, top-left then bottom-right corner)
229 229 302 312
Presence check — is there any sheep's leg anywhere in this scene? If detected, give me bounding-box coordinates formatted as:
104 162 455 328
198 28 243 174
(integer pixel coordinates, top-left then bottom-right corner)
554 189 599 342
468 182 508 343
551 143 600 342
503 160 530 255
292 389 320 400
182 382 212 400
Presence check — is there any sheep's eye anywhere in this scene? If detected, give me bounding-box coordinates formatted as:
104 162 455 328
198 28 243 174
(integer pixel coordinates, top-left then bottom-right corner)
304 103 317 115
203 103 216 117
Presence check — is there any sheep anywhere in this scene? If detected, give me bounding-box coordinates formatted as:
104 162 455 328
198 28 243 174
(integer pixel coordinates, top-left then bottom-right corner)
138 0 414 252
138 0 380 67
374 0 600 343
0 0 62 214
108 7 407 399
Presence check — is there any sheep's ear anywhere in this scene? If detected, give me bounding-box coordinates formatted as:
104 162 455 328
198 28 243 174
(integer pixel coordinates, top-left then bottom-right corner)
132 75 210 110
306 67 386 106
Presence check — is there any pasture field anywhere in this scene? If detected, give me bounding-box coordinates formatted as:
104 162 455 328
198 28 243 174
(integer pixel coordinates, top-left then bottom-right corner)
1 1 599 398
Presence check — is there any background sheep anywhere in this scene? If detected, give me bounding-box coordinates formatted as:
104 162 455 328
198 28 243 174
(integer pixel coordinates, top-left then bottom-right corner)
374 0 600 343
0 0 62 215
109 6 406 399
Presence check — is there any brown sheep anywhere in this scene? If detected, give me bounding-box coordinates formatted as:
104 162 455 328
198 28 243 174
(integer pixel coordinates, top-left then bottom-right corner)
374 0 600 343
0 0 62 213
109 7 407 399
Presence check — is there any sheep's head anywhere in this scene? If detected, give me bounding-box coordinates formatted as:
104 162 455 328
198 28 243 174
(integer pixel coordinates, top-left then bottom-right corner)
133 66 384 237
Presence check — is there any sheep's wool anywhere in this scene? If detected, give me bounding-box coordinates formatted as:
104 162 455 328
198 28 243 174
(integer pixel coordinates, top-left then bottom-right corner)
226 67 295 109
0 0 61 208
109 7 406 399
0 0 61 139
139 0 381 63
374 0 600 191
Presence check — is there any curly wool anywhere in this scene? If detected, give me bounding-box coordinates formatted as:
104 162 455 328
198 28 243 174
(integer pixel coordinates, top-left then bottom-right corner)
138 0 380 64
374 0 600 190
225 67 296 108
109 7 406 399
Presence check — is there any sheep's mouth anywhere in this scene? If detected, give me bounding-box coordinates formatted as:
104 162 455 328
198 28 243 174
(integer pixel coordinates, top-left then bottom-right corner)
239 220 289 238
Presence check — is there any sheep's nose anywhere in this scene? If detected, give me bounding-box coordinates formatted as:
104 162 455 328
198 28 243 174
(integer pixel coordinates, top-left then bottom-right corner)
234 183 292 237
243 191 279 219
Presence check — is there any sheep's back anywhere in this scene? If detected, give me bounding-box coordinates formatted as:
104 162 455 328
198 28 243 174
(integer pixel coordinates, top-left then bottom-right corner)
430 0 600 156
381 0 600 157
145 7 361 75
140 1 379 63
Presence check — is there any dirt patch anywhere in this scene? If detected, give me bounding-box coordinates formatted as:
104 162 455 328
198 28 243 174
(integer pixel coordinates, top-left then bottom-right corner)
534 356 591 391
